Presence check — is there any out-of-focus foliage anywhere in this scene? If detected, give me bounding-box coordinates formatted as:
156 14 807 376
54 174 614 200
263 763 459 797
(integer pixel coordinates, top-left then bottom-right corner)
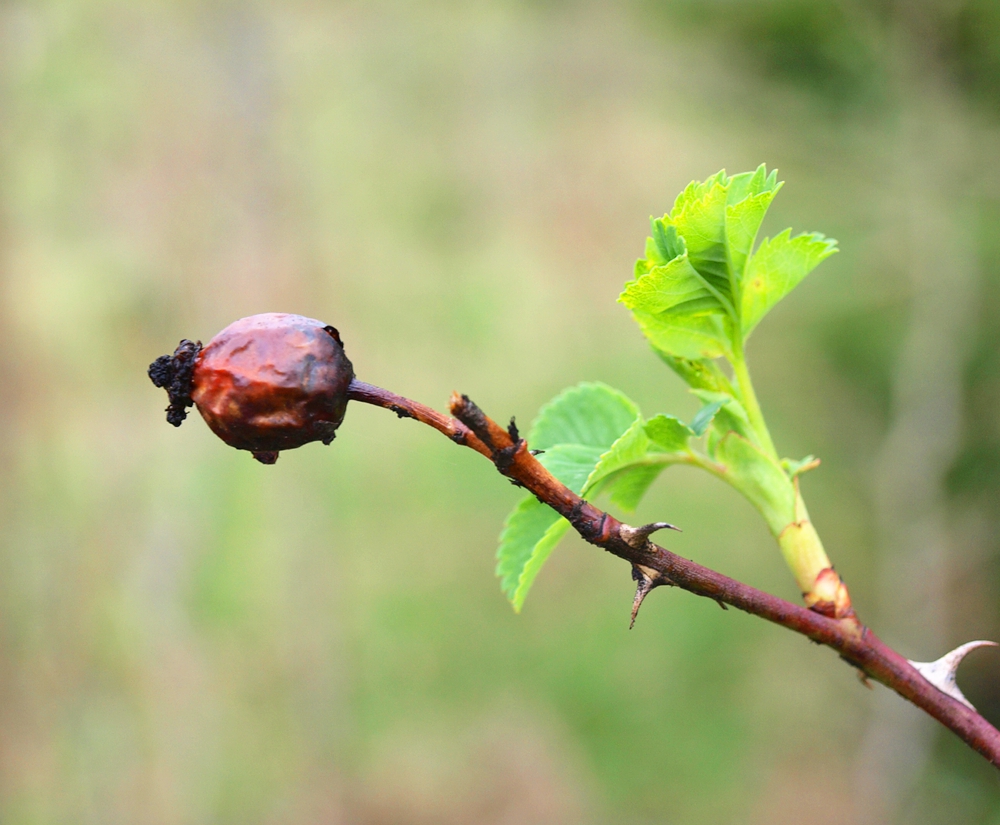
2 1 1000 824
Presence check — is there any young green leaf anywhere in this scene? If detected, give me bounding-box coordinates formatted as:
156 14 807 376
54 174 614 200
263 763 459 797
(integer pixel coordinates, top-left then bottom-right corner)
741 229 838 335
668 180 735 314
511 515 572 611
690 389 753 441
583 416 650 494
725 166 783 278
632 309 731 361
625 167 838 361
653 352 736 395
645 413 693 451
537 443 606 493
497 498 569 610
499 382 648 610
651 219 685 263
529 382 639 451
606 463 666 512
690 399 727 437
620 253 718 316
724 164 779 205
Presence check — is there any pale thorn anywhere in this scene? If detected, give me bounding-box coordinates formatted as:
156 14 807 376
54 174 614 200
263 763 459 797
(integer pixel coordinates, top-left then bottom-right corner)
620 521 682 550
908 640 998 711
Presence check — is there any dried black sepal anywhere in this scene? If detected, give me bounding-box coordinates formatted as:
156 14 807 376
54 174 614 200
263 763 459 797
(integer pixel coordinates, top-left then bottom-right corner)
148 339 202 426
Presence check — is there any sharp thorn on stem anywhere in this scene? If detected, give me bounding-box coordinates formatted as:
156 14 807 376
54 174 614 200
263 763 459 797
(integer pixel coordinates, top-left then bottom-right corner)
857 670 873 689
630 564 670 629
908 640 998 711
529 449 545 456
620 521 682 550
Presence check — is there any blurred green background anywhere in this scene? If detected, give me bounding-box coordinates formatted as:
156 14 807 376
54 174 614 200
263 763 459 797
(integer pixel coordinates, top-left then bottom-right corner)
2 1 1000 822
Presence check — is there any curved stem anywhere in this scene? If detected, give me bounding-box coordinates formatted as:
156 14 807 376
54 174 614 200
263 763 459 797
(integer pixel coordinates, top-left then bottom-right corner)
350 380 1000 769
347 379 492 458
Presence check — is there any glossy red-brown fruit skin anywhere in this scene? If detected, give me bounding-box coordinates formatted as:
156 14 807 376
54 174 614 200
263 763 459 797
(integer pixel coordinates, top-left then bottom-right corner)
191 313 354 457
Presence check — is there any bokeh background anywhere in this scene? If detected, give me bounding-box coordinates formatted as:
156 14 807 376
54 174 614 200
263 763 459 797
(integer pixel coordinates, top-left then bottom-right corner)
2 1 1000 822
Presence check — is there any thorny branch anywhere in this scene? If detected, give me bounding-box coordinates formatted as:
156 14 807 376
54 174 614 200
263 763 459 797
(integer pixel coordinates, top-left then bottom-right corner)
347 379 1000 769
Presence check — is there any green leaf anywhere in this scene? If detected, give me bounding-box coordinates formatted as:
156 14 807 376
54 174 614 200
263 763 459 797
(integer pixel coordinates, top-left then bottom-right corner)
607 463 666 512
724 164 778 205
500 382 649 611
715 432 796 534
669 170 729 218
645 414 692 451
668 180 734 312
537 444 605 493
626 166 837 358
690 390 751 432
584 416 650 494
741 229 838 335
497 498 572 611
529 382 639 451
497 497 563 607
624 166 785 358
511 517 572 610
653 352 735 394
725 167 783 278
632 309 730 361
690 399 726 437
620 252 719 316
650 219 685 263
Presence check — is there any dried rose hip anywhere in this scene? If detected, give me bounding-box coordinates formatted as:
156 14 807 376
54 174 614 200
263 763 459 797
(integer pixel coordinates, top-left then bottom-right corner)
149 313 354 464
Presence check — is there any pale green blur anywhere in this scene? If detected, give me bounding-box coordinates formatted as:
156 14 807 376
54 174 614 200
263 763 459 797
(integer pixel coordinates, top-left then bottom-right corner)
2 2 1000 823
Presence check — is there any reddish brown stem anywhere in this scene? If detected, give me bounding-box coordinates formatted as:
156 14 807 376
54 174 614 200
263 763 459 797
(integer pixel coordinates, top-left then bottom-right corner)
348 379 1000 768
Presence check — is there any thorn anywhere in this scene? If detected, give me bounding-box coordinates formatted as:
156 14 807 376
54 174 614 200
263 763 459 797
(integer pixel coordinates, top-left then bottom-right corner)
620 521 682 549
908 640 998 711
629 564 671 629
715 599 728 610
857 670 873 689
529 449 545 456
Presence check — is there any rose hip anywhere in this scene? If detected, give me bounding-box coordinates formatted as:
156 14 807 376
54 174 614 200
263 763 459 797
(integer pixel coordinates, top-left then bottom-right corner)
149 313 354 464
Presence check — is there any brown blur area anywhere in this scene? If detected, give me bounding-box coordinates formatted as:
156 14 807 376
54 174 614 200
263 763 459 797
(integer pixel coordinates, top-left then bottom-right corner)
2 1 1000 822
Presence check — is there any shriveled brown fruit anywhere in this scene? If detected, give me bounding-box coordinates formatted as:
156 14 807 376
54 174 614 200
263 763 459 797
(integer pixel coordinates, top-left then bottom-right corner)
149 313 355 464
